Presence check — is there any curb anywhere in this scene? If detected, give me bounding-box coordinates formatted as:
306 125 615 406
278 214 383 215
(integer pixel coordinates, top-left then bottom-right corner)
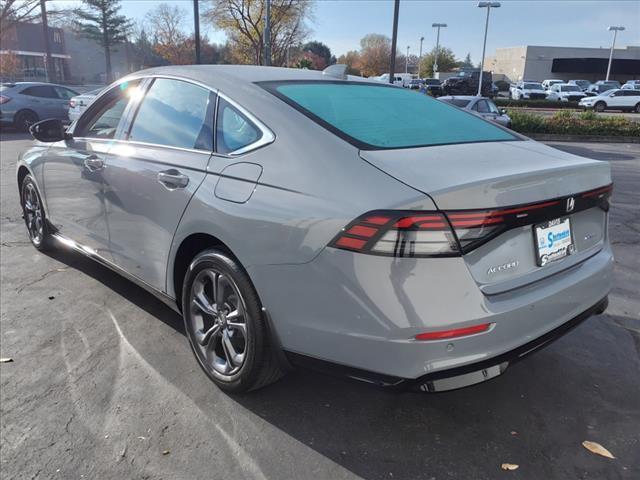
525 133 640 143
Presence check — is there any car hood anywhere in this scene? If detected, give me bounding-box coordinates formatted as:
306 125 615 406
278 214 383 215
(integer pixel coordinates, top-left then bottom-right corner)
359 140 611 209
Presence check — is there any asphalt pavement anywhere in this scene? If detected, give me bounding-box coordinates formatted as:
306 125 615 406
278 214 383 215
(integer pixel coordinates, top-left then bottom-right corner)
1 133 638 480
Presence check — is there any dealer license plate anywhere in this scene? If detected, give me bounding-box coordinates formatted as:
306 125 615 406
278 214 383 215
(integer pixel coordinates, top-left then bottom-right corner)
534 217 574 266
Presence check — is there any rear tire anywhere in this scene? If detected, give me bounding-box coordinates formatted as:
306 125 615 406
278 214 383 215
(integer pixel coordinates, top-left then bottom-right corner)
182 249 283 392
13 110 39 132
20 174 53 251
594 101 606 112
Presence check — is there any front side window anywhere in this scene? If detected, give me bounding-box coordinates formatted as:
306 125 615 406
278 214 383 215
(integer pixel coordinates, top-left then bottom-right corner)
128 78 214 151
265 82 516 149
77 80 140 139
216 98 262 154
474 100 490 113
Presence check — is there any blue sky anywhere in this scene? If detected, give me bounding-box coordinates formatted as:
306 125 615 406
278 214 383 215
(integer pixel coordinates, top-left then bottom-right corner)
52 0 640 62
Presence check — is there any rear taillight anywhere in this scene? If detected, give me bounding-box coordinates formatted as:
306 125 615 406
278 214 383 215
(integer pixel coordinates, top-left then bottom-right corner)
0 95 11 104
331 184 613 258
330 211 460 257
69 99 76 108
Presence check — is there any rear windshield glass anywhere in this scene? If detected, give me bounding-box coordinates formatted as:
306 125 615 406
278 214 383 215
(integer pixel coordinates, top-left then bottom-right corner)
264 82 516 149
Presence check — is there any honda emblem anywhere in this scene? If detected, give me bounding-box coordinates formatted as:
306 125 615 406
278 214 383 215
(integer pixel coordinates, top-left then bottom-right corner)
566 197 575 213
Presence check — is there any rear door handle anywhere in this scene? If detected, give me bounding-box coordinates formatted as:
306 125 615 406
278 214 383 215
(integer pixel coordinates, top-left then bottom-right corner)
157 169 189 189
83 155 104 171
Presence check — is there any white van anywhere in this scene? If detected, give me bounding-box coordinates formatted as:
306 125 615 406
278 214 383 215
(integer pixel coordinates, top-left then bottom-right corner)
377 73 415 87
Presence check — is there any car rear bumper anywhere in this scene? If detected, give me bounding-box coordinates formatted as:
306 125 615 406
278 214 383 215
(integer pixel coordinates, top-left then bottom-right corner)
249 243 613 381
286 295 608 391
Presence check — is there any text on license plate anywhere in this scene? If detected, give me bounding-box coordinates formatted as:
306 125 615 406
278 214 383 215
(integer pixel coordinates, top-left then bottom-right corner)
535 217 574 266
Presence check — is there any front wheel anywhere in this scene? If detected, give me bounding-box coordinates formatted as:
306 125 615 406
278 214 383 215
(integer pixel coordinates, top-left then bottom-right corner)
594 101 606 112
635 103 640 113
20 174 53 251
182 249 283 392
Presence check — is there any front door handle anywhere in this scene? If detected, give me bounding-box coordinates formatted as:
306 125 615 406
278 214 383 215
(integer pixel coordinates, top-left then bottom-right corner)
83 155 104 171
157 169 189 189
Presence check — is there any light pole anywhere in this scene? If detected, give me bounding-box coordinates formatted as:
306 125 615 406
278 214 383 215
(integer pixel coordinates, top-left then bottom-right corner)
406 45 410 73
606 26 625 81
477 2 500 96
419 36 424 77
431 23 447 78
264 0 271 66
389 0 400 84
193 0 201 64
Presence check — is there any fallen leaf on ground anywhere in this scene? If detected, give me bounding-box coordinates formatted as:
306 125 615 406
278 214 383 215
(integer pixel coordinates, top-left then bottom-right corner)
582 440 615 459
501 463 519 471
0 358 13 363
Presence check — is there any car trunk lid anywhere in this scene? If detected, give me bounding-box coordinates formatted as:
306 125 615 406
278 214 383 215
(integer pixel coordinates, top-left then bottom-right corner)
359 140 612 294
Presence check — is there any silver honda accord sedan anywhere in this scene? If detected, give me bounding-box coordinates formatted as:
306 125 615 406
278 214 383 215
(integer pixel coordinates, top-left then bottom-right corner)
17 65 613 393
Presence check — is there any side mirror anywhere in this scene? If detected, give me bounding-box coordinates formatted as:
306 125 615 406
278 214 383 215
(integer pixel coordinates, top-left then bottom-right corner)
499 108 507 115
29 118 68 143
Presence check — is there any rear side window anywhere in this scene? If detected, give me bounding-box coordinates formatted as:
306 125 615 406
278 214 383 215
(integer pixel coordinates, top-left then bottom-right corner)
21 85 57 98
216 98 262 154
128 78 215 151
265 82 516 149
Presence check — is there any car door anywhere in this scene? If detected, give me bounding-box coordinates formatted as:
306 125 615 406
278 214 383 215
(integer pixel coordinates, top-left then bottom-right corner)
100 77 214 290
42 80 141 256
472 99 495 122
608 90 626 107
623 90 640 108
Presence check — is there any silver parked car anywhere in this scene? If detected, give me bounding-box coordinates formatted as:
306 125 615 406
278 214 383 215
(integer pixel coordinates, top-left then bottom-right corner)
438 95 512 127
0 82 78 131
17 65 613 393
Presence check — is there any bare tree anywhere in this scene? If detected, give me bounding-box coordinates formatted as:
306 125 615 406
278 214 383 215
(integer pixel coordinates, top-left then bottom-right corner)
203 0 312 66
146 4 194 65
1 0 40 43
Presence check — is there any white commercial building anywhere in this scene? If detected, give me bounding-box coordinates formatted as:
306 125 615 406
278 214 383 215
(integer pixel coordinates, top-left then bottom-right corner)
485 45 640 83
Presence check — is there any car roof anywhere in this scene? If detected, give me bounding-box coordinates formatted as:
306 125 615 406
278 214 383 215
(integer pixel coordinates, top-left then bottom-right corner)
120 65 378 101
439 95 480 100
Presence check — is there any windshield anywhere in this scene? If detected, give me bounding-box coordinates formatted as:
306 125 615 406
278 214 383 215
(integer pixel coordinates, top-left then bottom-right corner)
424 79 440 85
561 86 581 92
265 82 516 149
524 83 544 90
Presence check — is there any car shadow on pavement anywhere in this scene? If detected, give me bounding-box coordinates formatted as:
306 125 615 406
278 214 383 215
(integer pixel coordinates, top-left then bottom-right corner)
44 247 638 480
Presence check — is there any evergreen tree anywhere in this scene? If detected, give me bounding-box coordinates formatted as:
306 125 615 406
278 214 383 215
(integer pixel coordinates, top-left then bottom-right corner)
75 0 132 82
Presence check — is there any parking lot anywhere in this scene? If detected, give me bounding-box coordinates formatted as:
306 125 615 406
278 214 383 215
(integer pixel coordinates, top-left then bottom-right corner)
1 133 638 479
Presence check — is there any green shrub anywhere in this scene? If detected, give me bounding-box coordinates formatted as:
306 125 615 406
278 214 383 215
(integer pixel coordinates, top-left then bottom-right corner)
495 98 580 109
508 110 640 137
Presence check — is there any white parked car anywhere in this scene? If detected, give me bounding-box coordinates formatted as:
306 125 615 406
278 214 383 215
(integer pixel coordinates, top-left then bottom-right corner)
68 88 102 122
579 89 640 113
546 83 587 102
622 80 640 91
541 79 564 90
509 81 546 100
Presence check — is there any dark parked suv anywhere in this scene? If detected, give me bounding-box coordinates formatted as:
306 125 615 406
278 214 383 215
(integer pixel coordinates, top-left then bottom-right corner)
442 71 493 97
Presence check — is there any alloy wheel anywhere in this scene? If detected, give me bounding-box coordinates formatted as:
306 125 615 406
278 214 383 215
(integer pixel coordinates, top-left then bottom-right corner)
22 182 44 246
188 268 249 379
